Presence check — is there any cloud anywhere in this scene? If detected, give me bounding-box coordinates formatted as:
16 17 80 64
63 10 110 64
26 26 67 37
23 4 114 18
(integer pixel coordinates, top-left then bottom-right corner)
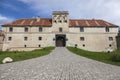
18 0 120 26
0 14 15 29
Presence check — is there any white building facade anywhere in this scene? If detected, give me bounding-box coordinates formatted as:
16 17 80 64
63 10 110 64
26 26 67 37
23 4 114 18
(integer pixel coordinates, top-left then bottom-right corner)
2 11 118 52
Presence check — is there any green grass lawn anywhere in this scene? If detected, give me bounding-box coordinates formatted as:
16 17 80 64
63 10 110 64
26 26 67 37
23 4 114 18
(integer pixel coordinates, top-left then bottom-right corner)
0 47 55 64
67 47 120 66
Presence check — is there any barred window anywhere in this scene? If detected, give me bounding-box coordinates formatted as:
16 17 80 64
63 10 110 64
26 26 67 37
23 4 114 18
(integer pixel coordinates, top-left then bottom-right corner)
80 37 85 41
59 27 62 32
24 37 28 41
105 27 109 32
8 37 12 41
80 27 84 32
24 27 28 32
24 45 27 47
39 27 42 32
109 37 113 41
38 37 42 40
9 27 13 32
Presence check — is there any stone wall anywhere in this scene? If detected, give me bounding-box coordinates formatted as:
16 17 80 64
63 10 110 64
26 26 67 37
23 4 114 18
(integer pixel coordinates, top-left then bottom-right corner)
0 31 4 50
2 26 118 52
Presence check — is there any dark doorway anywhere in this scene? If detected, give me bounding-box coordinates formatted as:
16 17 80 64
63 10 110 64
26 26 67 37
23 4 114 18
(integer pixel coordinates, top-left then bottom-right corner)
56 34 66 47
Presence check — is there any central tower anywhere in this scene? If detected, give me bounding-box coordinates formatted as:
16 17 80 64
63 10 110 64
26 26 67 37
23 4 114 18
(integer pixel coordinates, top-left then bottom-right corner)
52 11 69 32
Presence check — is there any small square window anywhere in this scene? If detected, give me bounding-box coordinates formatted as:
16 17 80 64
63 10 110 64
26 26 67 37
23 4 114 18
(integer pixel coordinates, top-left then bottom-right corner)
8 37 12 41
9 27 13 32
38 37 42 40
109 44 112 47
59 20 62 23
38 45 41 47
109 37 113 41
54 20 57 23
83 44 85 47
25 27 28 32
80 37 85 41
105 27 109 32
64 20 67 23
39 27 42 32
24 37 28 41
80 27 84 32
24 45 27 47
59 27 62 32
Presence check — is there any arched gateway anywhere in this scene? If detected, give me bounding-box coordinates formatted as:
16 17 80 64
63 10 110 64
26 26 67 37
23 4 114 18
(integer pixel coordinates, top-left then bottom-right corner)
56 34 66 47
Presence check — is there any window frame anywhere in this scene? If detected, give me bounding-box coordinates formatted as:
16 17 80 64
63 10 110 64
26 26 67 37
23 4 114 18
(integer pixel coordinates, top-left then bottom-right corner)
24 45 27 47
80 27 84 32
8 37 12 41
9 27 13 32
24 27 28 32
109 37 113 41
59 27 62 32
80 37 85 41
24 37 28 41
105 27 109 32
39 27 42 32
38 37 42 40
38 45 41 47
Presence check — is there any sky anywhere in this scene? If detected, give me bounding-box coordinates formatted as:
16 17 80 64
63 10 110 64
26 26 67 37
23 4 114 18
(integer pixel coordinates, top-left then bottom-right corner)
0 0 120 30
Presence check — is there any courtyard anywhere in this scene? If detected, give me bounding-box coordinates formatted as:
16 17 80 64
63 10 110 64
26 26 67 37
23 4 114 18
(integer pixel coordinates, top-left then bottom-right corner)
0 47 120 80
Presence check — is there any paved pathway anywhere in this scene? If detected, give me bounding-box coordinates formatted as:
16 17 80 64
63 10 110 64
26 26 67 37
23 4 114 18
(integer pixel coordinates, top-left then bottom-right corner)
0 47 120 80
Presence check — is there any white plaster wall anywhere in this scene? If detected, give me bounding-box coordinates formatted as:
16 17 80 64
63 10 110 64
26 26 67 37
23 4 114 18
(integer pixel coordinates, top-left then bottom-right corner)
2 26 118 52
2 27 52 33
69 27 118 33
4 33 55 51
66 33 117 52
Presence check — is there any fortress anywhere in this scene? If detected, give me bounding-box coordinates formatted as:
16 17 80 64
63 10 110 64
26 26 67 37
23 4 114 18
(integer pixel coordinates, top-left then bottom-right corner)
1 11 119 51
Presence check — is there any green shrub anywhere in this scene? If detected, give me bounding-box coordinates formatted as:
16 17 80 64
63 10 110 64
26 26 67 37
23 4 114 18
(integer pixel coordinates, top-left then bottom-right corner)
111 50 120 62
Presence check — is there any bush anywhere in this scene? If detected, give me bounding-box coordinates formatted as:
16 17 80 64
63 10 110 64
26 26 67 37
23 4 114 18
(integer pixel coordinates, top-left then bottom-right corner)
111 50 120 62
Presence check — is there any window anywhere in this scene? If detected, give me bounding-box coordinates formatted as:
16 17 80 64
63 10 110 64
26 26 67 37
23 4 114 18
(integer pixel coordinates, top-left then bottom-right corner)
8 37 12 41
9 27 13 32
105 27 109 32
54 20 57 23
24 37 28 41
59 20 62 23
39 27 42 32
38 45 41 47
59 27 62 32
109 44 112 47
24 27 28 32
24 45 27 47
80 37 85 41
80 27 84 32
109 37 113 41
64 20 67 23
38 37 42 40
83 44 85 47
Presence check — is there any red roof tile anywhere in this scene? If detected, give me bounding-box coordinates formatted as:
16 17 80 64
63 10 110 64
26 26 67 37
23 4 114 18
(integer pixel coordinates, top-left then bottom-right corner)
2 18 118 27
69 19 118 27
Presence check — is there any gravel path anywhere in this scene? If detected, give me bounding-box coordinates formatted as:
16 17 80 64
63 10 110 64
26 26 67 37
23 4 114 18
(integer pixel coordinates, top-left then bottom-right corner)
0 47 120 80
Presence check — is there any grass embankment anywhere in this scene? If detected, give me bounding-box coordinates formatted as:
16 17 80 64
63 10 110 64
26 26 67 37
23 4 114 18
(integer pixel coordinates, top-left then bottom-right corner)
0 47 55 64
67 47 120 66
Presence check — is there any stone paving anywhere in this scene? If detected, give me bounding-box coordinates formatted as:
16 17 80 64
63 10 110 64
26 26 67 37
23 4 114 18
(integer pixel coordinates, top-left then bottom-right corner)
0 47 120 80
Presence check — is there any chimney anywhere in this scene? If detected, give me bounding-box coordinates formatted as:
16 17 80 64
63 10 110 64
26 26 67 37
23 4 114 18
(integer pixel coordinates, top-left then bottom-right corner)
36 16 40 22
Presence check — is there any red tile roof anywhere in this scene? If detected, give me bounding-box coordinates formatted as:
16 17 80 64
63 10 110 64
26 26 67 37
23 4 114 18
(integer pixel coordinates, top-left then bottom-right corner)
2 18 52 27
2 18 118 27
69 19 118 27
